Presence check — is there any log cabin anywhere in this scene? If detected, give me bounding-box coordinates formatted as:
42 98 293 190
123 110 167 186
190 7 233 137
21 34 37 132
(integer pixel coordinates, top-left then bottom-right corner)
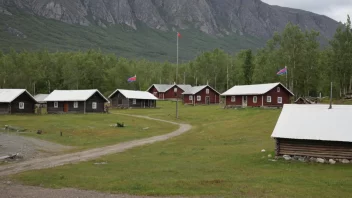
182 85 220 105
147 84 192 100
109 89 158 108
0 89 37 114
44 90 109 114
221 83 294 108
271 104 352 159
34 94 49 108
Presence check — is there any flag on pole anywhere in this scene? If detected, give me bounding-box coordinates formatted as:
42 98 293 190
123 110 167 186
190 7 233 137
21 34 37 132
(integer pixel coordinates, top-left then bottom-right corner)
177 32 181 38
127 75 136 82
277 66 287 75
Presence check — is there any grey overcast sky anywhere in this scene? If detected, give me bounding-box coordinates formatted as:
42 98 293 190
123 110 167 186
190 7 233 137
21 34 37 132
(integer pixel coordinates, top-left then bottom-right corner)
262 0 351 22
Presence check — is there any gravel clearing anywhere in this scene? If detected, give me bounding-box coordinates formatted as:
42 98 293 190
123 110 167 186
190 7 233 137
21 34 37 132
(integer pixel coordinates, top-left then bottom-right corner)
0 132 73 161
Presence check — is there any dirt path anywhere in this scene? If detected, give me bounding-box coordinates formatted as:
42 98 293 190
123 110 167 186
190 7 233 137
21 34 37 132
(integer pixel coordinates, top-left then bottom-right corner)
0 114 191 177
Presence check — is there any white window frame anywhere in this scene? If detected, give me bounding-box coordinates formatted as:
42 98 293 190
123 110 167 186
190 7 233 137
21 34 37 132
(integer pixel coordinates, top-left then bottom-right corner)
19 102 24 109
133 99 136 105
174 87 178 93
73 101 79 108
206 88 209 94
278 97 283 104
153 92 158 96
197 95 201 101
277 87 281 92
92 102 97 109
189 95 193 101
253 96 257 103
267 96 272 103
54 101 58 108
231 96 236 102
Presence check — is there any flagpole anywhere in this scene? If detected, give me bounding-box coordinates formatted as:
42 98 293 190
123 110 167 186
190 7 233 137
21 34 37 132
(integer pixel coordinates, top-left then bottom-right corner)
176 32 179 119
285 66 288 88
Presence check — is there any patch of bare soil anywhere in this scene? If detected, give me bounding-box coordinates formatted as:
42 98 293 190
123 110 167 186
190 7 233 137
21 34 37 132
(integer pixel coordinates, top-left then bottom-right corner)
0 133 73 163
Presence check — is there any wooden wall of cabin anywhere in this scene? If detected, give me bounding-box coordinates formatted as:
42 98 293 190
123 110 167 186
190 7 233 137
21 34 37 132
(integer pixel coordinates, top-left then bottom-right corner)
128 99 156 108
11 92 35 114
110 92 129 108
276 138 352 159
0 103 10 114
86 92 106 113
47 101 84 113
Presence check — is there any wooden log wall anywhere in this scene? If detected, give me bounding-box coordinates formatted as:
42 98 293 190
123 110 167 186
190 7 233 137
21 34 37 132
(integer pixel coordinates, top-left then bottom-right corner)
276 138 352 159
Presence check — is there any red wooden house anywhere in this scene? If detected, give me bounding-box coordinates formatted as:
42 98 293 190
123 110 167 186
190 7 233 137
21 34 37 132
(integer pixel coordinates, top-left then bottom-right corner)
221 83 294 108
182 85 220 105
147 84 192 100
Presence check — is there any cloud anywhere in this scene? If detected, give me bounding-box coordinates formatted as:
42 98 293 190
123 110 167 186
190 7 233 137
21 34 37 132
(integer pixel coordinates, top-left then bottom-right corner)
262 0 351 22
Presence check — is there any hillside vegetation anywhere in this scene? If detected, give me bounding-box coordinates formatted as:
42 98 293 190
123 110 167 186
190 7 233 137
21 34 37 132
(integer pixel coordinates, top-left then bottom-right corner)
0 13 263 61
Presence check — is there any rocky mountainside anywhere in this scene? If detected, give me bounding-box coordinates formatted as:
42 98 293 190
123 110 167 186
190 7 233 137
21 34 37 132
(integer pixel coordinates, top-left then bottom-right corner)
0 0 340 39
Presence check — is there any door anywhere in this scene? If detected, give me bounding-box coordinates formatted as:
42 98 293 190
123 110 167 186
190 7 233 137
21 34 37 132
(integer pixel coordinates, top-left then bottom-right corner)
242 96 247 107
64 103 69 112
205 96 210 105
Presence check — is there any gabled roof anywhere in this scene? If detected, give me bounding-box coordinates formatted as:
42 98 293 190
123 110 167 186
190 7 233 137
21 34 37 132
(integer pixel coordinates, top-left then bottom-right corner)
34 94 49 103
271 104 352 142
294 97 313 104
182 85 221 95
175 84 192 93
147 84 192 93
221 82 294 96
44 90 109 102
147 84 173 92
0 89 36 103
108 89 158 100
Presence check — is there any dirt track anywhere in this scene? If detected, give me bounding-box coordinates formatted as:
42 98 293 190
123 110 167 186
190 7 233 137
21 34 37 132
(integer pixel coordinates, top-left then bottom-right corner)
0 114 191 177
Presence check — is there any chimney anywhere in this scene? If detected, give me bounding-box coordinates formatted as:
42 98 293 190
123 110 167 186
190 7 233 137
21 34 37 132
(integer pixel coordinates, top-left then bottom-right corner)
329 82 333 109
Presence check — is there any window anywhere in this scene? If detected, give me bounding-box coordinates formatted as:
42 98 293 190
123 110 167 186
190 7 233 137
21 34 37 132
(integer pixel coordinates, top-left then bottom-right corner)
277 87 281 92
231 96 236 102
189 95 193 101
92 102 97 109
73 101 78 108
197 95 201 101
54 102 58 108
267 96 272 103
153 92 158 96
253 96 257 103
278 97 282 104
206 89 209 94
174 87 178 93
19 102 24 109
133 99 136 104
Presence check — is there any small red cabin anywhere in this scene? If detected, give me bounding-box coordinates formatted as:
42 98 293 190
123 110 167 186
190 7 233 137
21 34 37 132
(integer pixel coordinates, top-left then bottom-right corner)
222 83 294 108
182 85 220 105
147 84 192 100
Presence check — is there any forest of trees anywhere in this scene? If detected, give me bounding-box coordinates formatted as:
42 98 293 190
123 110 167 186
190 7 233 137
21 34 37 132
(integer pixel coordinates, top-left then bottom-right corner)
0 16 351 98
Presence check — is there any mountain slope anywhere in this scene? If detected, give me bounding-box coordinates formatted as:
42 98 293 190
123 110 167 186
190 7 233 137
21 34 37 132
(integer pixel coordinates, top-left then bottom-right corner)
0 0 340 60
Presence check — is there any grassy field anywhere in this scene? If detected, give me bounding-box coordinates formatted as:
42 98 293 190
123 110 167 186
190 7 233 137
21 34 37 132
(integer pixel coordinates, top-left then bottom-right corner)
12 101 352 197
0 113 177 150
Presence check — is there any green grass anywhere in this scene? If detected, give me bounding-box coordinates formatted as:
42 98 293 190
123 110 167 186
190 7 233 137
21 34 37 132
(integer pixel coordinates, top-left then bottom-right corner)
0 12 265 61
0 113 177 150
12 101 352 197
